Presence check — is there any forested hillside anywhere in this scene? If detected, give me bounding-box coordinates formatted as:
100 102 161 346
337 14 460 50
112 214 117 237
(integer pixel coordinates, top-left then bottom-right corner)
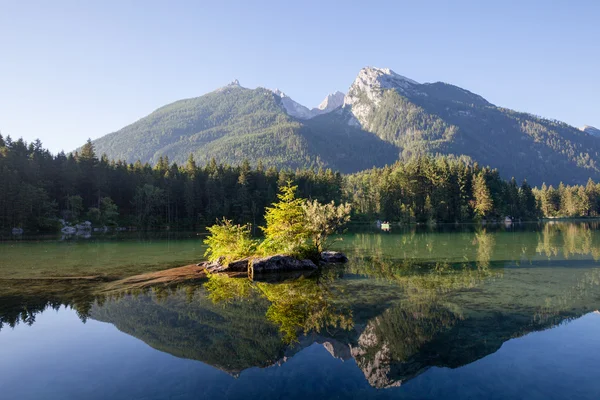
91 83 398 173
3 137 600 233
346 69 600 186
87 68 600 186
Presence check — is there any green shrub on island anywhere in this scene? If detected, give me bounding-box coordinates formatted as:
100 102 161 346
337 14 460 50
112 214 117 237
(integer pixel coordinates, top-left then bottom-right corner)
204 181 352 263
302 199 352 253
203 219 258 265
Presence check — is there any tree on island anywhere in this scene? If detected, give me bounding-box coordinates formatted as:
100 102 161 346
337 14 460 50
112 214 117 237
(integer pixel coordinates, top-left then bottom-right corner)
203 181 351 263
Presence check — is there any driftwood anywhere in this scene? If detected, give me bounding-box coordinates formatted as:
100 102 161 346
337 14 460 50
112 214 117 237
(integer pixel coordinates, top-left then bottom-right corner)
100 264 245 293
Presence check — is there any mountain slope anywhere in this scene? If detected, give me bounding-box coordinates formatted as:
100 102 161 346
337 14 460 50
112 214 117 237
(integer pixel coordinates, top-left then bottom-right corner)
343 67 600 185
90 67 599 185
581 125 600 137
91 82 398 172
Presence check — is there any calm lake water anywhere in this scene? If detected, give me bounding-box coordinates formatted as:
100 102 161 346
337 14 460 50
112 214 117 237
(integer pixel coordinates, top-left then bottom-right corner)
1 222 600 399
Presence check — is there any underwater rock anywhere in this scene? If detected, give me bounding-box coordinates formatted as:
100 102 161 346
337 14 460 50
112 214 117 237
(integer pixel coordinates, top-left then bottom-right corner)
320 251 348 263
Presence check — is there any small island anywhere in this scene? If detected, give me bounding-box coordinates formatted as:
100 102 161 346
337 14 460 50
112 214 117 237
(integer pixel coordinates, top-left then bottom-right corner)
199 181 351 278
102 181 350 292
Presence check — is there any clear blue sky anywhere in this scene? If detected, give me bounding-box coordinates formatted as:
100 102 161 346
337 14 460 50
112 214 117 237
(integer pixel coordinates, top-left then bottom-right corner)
1 0 598 153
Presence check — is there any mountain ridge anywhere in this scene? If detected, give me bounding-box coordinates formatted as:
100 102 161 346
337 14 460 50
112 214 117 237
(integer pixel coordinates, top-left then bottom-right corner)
89 66 600 185
581 125 600 137
90 82 398 173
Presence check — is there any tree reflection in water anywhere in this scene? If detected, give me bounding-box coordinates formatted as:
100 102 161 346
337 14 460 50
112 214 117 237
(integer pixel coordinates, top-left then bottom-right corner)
206 270 353 344
3 222 600 388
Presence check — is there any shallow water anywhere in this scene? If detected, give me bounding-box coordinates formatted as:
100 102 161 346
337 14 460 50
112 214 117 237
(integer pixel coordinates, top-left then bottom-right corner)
1 222 600 399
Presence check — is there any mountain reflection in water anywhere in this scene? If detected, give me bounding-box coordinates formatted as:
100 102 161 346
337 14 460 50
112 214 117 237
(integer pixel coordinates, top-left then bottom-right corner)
1 222 600 395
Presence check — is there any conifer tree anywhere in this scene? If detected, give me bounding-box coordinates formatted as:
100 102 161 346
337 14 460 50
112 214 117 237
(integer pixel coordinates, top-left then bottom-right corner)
472 172 493 219
519 180 537 220
259 181 310 256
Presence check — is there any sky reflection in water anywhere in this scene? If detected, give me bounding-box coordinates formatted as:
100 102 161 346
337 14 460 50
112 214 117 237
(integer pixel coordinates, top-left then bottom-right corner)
1 222 600 399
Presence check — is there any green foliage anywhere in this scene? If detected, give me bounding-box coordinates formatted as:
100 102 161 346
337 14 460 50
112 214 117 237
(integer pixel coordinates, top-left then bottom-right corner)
533 180 600 218
204 272 254 303
90 86 396 173
203 219 257 264
353 83 600 186
86 197 119 226
9 135 600 233
79 139 97 163
345 156 534 223
259 181 311 257
0 136 348 232
205 272 353 344
65 195 84 221
302 200 352 253
472 172 493 219
133 184 165 229
257 276 353 344
203 181 352 261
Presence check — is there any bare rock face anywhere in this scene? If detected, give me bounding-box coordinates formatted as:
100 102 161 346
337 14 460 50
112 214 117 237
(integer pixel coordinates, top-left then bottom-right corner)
272 89 314 119
320 251 348 263
581 125 600 137
351 319 401 389
343 66 419 129
250 255 318 273
315 91 345 114
270 89 345 120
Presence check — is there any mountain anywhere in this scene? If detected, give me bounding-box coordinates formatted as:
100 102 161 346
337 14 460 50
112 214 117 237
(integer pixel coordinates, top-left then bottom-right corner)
341 67 600 185
316 91 345 114
581 125 600 137
91 80 398 173
86 256 600 389
90 67 600 185
271 89 344 119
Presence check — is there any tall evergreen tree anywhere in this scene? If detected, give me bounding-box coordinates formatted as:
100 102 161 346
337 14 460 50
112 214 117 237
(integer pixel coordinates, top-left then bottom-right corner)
472 172 493 219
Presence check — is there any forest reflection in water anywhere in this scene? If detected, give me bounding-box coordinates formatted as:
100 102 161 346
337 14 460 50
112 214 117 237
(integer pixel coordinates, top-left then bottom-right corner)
2 222 600 389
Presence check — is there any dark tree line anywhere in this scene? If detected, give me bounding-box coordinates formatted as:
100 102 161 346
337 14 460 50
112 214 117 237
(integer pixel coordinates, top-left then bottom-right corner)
0 136 342 232
2 135 599 232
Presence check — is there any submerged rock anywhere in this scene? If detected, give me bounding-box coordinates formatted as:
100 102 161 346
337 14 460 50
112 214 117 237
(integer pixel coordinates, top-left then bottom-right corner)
320 251 348 263
250 255 317 274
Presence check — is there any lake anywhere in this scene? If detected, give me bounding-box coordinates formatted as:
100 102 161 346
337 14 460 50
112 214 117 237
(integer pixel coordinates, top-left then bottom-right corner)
1 222 600 399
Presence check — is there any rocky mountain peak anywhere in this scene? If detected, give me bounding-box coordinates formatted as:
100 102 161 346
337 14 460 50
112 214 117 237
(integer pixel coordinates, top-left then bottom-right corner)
215 79 244 93
317 91 345 112
271 88 286 98
349 67 419 98
270 88 345 120
581 125 600 137
343 67 419 128
269 88 313 119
